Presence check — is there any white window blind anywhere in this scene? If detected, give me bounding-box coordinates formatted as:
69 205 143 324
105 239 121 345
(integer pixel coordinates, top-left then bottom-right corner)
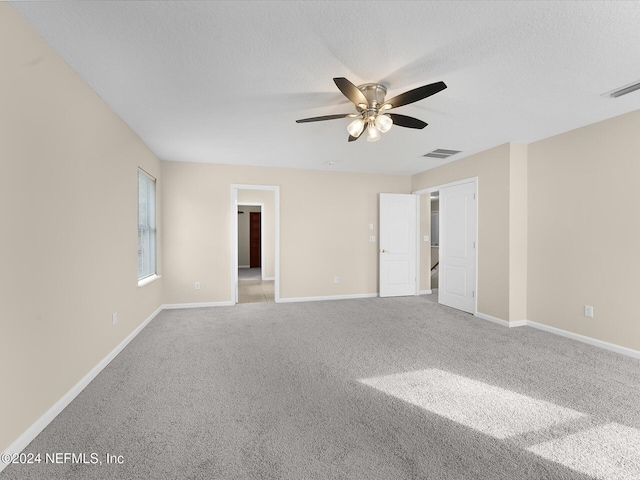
138 169 156 280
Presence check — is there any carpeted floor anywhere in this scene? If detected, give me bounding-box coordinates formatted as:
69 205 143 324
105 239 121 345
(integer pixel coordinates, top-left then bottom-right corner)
3 296 640 479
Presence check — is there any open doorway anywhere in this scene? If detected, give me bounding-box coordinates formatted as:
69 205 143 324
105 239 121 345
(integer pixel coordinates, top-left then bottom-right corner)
237 203 272 303
231 185 280 304
414 177 477 314
430 192 439 291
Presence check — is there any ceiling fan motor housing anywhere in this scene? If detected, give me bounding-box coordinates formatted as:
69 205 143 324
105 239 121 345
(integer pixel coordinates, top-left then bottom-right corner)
357 83 387 111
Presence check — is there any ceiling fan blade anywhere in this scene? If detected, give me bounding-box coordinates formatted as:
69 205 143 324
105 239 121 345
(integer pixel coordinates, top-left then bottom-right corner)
296 113 355 123
388 113 428 129
334 77 368 107
382 81 447 110
348 122 368 142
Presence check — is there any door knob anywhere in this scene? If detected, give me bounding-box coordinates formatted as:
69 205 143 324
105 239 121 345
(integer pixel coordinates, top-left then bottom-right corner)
380 249 387 253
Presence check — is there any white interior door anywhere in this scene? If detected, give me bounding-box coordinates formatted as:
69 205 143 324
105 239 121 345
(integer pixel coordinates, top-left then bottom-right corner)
379 193 417 297
438 181 477 313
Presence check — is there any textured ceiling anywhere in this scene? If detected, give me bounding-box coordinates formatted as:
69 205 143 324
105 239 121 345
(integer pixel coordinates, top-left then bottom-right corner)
9 1 640 175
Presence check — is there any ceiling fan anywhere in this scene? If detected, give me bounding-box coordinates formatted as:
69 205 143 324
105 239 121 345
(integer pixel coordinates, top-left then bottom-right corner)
296 77 447 142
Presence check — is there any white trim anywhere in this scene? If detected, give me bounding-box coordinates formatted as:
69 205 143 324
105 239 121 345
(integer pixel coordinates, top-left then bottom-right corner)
474 314 640 359
137 274 161 287
419 289 433 295
509 319 528 327
475 311 512 327
415 193 421 296
0 306 163 473
476 312 527 328
238 265 250 269
263 276 275 281
278 293 378 303
412 176 478 196
231 187 239 303
162 301 234 309
526 320 640 360
232 184 280 191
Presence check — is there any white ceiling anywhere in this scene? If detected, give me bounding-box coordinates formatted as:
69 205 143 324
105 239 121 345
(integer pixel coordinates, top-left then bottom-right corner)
9 1 640 175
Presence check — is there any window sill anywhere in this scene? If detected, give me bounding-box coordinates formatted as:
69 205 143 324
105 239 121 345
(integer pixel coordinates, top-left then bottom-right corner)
138 274 161 288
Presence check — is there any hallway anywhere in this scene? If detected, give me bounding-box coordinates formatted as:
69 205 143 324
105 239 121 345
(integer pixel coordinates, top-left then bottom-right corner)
238 268 274 303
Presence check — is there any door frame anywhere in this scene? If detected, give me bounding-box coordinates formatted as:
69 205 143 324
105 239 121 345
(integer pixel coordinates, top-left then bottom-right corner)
231 185 280 304
237 202 265 272
413 176 478 312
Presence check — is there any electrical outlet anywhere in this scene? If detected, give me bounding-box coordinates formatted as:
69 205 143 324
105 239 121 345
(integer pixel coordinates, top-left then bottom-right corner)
112 312 118 325
334 276 339 284
195 282 201 290
584 305 594 318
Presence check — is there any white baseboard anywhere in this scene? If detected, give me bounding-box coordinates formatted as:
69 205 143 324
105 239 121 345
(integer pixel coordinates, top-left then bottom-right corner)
509 319 528 327
475 312 527 328
475 312 511 327
0 305 163 474
162 301 234 309
278 293 378 303
238 265 250 269
419 290 433 295
263 276 275 281
475 313 640 359
526 320 640 360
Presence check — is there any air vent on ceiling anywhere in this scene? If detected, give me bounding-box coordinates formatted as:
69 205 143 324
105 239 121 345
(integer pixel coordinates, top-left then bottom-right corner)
603 80 640 98
423 149 461 159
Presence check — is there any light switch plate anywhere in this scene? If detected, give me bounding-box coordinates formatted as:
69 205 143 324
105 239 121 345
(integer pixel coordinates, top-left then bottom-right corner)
369 235 376 242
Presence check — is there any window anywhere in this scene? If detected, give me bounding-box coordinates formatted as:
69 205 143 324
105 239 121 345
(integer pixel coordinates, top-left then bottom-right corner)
138 169 156 280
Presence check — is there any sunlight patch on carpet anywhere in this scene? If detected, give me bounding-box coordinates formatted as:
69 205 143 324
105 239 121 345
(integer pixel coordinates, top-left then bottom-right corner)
527 422 640 480
360 369 640 479
359 369 584 439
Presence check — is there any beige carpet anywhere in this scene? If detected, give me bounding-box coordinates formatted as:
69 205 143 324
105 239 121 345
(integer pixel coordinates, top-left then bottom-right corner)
3 296 640 479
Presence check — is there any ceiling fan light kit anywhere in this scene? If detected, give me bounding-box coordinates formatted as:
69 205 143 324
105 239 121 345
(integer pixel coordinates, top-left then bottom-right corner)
375 113 393 133
366 120 382 142
296 77 447 142
347 117 365 137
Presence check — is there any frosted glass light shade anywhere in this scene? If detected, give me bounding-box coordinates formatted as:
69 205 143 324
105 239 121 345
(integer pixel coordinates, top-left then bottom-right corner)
347 118 365 137
375 114 392 133
366 124 381 142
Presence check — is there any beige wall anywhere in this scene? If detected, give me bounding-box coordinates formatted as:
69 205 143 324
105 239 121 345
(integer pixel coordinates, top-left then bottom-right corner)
412 144 512 321
419 194 431 291
161 161 410 303
509 143 528 323
528 109 640 351
237 189 276 278
0 4 163 453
